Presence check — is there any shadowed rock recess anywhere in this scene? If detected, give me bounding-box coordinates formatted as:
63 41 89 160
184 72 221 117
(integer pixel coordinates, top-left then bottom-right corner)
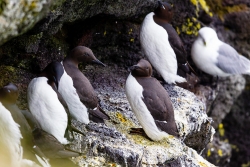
0 0 249 166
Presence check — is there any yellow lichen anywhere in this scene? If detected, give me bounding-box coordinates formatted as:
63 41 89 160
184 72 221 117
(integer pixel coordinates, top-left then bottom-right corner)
190 0 213 17
115 112 127 123
199 0 210 13
206 0 247 21
217 149 223 157
180 18 200 36
231 144 239 152
176 27 180 35
130 38 134 42
242 162 250 167
207 149 211 157
105 111 176 148
104 31 107 36
198 162 208 167
30 1 37 10
128 28 133 35
196 22 201 29
224 139 229 143
218 123 225 137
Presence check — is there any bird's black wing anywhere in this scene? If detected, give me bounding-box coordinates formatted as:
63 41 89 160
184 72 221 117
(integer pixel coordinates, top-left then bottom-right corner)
164 24 187 64
138 78 178 136
163 24 190 76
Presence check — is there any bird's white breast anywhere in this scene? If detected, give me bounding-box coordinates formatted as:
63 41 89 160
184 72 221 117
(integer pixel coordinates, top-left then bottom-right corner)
58 64 89 124
0 102 23 167
27 77 68 144
191 37 228 76
125 74 169 141
140 12 185 83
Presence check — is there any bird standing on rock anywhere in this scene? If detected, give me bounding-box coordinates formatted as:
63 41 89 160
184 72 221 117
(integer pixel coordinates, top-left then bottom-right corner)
125 59 179 141
0 83 79 167
28 62 69 145
62 46 110 123
191 27 250 77
140 1 188 84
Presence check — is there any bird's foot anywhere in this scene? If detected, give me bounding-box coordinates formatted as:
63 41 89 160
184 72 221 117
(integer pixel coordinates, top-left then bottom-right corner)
129 128 145 134
71 125 86 136
129 128 153 141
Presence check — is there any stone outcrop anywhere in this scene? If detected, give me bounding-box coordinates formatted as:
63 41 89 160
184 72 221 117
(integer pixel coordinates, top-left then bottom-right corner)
68 66 215 166
0 0 65 45
0 0 250 166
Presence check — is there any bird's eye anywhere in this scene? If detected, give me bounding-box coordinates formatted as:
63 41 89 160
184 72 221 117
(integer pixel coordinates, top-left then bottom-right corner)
203 39 206 46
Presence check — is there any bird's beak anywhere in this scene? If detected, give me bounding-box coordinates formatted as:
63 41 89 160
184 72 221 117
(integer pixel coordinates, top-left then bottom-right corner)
53 76 59 90
92 59 106 67
129 65 140 71
158 1 165 9
180 63 190 73
203 39 206 46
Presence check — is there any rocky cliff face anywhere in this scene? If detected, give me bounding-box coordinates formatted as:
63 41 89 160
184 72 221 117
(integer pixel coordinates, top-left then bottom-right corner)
0 0 249 166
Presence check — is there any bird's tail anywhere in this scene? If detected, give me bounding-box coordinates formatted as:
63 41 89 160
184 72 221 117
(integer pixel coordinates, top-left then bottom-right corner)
88 106 110 123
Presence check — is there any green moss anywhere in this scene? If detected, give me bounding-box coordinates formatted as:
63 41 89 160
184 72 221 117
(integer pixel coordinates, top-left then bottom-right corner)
0 0 6 15
0 65 18 87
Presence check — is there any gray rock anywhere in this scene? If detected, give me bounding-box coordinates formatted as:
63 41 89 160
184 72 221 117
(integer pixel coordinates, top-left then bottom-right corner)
202 136 232 166
0 0 65 45
68 66 215 167
208 75 246 128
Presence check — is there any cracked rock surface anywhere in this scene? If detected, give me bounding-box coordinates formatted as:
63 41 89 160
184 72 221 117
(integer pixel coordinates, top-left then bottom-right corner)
67 66 215 167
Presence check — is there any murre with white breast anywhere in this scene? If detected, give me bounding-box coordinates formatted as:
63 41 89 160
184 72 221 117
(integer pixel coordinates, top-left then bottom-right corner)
125 59 179 141
62 46 109 123
140 1 187 84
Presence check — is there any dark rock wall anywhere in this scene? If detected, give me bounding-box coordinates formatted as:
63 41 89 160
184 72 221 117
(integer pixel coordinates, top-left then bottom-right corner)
0 0 250 166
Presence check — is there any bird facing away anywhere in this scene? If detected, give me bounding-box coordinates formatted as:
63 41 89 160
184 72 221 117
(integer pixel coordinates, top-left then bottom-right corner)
63 46 109 123
0 102 40 167
191 27 250 77
154 1 190 76
140 1 186 84
28 62 69 145
125 59 179 141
